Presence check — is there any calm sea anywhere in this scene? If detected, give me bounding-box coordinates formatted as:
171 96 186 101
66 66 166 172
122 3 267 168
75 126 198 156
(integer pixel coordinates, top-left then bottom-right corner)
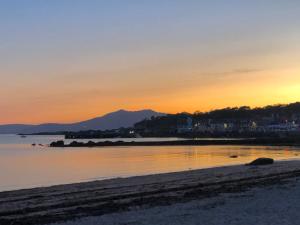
0 134 300 192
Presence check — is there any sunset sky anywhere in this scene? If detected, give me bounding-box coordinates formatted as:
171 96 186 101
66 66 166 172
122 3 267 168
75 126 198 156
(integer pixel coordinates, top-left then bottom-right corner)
1 0 300 124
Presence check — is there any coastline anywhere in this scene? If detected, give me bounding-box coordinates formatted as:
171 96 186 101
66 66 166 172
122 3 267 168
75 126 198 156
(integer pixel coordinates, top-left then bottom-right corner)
50 137 300 148
1 160 300 225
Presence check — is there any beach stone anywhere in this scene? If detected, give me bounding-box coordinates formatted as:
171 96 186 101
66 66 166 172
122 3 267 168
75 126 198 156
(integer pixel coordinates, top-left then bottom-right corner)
247 158 274 166
87 141 96 146
50 140 65 147
69 141 80 147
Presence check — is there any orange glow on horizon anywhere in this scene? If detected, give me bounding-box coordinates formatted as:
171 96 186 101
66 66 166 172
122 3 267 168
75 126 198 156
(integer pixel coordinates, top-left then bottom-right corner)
1 69 300 125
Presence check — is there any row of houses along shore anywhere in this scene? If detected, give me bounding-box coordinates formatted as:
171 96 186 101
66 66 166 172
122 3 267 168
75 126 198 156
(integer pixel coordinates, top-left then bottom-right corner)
134 112 300 137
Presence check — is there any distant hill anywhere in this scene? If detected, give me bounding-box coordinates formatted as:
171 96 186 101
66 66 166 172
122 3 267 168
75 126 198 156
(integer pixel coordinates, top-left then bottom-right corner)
0 110 164 134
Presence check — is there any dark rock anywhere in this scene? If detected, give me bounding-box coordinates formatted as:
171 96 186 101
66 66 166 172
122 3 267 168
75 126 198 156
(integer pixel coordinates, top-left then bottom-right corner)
32 143 36 146
247 158 274 166
230 155 238 158
69 141 81 147
50 140 65 147
87 141 96 146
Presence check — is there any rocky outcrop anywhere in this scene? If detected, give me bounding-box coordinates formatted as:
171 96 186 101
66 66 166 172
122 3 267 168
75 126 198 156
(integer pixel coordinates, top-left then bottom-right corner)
247 158 274 166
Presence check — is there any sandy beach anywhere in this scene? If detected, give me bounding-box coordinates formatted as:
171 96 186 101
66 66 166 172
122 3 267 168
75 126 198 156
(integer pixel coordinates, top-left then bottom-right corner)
1 160 300 225
52 175 300 225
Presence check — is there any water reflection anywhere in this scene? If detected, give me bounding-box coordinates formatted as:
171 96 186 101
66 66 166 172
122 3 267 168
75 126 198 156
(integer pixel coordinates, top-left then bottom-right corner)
0 135 300 192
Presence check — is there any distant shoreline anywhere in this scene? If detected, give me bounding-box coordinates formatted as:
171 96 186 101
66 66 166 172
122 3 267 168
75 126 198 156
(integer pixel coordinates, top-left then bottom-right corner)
50 137 300 148
1 160 300 225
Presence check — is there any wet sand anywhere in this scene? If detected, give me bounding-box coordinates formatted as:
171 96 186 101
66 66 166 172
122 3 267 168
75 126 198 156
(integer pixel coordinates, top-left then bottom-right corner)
1 160 300 225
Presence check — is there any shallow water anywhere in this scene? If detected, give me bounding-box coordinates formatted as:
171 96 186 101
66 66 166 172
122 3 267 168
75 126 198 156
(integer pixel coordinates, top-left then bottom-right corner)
0 134 300 192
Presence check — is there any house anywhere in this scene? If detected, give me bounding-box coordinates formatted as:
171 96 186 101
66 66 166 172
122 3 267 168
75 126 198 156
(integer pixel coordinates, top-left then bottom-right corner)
194 123 208 132
266 122 299 132
177 117 193 133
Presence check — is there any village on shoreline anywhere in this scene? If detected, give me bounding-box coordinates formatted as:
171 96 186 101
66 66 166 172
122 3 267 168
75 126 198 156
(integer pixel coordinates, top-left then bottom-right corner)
35 103 300 141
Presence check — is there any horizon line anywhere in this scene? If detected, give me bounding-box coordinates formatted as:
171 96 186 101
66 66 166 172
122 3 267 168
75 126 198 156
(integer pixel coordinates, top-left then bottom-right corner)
1 101 300 126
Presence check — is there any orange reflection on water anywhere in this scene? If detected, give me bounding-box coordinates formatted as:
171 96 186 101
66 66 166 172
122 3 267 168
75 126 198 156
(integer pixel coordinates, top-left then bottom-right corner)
1 145 300 191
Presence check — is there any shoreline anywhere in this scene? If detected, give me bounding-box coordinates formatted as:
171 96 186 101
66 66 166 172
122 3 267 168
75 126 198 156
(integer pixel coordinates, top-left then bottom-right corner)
1 160 300 225
50 138 300 147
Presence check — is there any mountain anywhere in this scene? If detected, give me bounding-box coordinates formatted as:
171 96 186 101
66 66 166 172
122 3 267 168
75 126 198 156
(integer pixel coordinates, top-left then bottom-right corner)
0 110 164 134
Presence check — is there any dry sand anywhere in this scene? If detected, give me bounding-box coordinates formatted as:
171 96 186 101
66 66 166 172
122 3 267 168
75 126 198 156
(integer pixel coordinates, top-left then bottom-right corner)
53 176 300 225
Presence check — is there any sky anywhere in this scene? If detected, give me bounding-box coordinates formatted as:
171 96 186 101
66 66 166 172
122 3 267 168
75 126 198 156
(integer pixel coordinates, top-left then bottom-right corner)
1 0 300 124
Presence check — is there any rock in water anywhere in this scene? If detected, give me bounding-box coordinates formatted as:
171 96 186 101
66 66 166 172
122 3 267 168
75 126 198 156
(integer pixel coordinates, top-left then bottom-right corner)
247 158 274 166
50 140 65 147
